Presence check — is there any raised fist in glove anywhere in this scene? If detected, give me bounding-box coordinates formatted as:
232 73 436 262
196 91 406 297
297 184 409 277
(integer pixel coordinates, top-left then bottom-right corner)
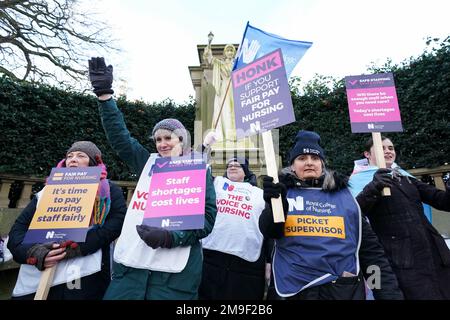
136 225 173 249
88 57 114 97
60 240 82 260
26 243 65 271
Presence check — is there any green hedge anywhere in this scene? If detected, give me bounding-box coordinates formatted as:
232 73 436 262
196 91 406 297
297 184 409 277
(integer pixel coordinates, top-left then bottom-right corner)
280 37 450 173
0 38 448 179
0 80 195 180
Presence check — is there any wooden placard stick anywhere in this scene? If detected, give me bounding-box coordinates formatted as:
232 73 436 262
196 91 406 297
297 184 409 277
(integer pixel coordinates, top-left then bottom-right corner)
34 266 56 300
262 130 285 222
212 78 232 130
371 132 391 196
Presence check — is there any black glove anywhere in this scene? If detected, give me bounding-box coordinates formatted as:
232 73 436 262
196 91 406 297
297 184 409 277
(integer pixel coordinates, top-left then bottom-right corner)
362 168 395 197
263 176 287 203
372 168 395 191
60 240 82 260
136 225 173 249
26 243 54 271
88 57 114 97
263 176 289 217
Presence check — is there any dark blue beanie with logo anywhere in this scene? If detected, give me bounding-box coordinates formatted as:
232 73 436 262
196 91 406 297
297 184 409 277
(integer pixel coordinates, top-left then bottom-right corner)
288 130 325 164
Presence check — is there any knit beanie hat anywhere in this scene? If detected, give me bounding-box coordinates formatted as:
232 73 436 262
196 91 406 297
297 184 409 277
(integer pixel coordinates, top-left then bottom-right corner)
151 119 188 149
224 157 257 185
226 157 251 176
66 141 102 165
288 130 325 164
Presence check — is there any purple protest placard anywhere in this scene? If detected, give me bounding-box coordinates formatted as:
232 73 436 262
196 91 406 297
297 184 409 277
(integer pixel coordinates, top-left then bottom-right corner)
345 72 403 133
143 155 207 231
23 167 101 243
232 48 295 138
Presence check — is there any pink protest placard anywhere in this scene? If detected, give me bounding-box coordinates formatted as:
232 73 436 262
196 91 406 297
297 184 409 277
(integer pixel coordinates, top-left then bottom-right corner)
345 73 403 133
143 156 206 230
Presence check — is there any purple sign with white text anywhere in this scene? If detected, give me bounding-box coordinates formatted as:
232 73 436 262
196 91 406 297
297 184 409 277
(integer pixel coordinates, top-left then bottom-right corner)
345 72 403 133
232 49 295 138
143 155 206 231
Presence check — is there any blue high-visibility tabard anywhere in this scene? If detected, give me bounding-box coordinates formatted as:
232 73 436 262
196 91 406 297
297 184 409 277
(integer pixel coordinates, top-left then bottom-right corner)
273 188 361 297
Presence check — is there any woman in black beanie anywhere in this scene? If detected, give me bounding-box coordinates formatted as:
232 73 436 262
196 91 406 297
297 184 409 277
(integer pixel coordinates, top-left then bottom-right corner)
259 130 404 300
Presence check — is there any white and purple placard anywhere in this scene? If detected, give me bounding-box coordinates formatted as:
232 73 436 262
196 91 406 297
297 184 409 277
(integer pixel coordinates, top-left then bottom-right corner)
232 48 295 138
143 155 206 231
345 72 403 133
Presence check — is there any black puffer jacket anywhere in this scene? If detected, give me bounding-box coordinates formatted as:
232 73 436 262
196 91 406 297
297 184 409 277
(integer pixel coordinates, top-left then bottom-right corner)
357 175 450 299
8 181 127 300
259 169 404 300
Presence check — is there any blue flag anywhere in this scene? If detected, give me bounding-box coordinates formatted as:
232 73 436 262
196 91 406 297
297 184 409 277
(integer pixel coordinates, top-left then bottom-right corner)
233 22 313 77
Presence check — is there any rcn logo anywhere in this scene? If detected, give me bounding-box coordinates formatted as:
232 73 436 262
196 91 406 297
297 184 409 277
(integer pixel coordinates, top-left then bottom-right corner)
287 196 304 212
240 38 261 63
368 123 375 129
161 219 170 228
250 121 261 133
45 231 55 239
222 182 235 191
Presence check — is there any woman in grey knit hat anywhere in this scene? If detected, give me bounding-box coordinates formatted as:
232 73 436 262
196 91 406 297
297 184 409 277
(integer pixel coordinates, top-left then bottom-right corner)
89 57 217 300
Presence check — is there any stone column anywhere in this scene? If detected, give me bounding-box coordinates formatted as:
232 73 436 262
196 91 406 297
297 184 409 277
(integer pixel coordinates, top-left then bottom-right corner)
17 181 34 208
127 187 135 205
0 179 14 208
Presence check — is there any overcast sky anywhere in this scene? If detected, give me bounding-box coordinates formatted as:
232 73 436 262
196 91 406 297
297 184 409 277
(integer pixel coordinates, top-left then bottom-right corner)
92 0 450 103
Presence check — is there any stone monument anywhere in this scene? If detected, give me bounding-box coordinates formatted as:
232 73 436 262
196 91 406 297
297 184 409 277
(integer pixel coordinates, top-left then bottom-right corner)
188 33 269 178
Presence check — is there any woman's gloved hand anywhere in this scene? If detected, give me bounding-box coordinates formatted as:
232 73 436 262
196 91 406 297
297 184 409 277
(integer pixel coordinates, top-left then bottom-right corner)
60 240 82 260
136 225 173 249
372 168 395 191
26 243 66 270
88 57 114 97
263 176 287 203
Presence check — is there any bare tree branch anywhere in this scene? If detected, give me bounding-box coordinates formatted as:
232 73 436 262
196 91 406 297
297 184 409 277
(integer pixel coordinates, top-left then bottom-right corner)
0 0 118 89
